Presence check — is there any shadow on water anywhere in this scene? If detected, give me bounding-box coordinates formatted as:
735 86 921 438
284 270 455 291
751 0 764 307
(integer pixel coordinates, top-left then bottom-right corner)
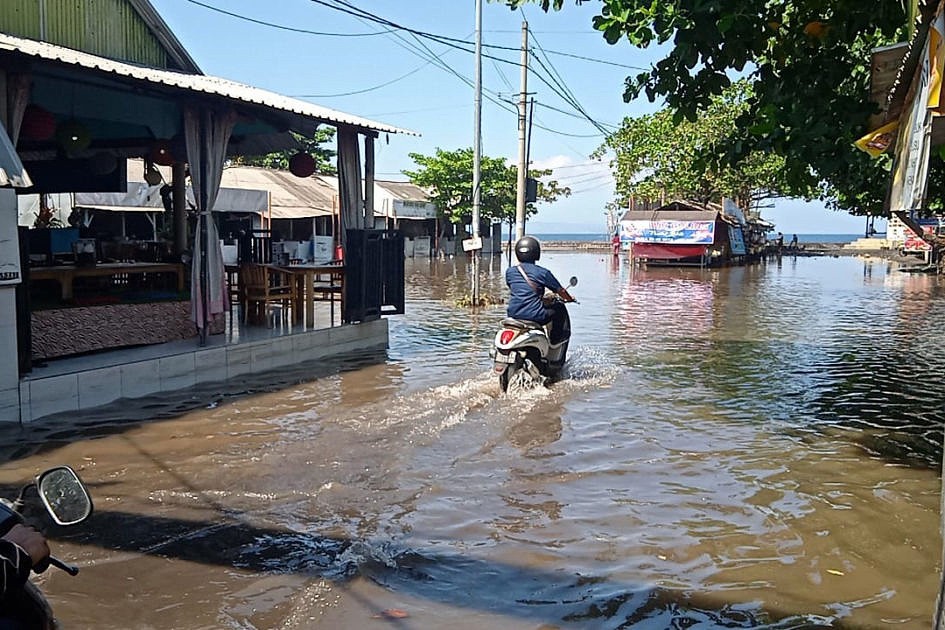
36 507 844 629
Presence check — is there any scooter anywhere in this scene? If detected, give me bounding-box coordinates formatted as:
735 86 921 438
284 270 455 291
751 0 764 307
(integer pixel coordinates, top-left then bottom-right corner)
0 466 93 630
491 276 578 392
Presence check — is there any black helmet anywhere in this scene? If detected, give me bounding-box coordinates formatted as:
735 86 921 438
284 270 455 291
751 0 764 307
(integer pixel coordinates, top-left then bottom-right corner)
514 235 541 263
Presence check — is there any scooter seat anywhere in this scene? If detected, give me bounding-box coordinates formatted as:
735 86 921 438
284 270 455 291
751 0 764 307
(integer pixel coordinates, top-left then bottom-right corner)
501 317 545 330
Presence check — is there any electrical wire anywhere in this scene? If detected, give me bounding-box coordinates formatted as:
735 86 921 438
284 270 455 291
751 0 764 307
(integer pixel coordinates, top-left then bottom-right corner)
186 0 626 136
291 59 436 97
183 0 396 37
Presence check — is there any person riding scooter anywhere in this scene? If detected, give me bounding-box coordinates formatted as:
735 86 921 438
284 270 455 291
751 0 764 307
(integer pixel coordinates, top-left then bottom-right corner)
506 236 575 343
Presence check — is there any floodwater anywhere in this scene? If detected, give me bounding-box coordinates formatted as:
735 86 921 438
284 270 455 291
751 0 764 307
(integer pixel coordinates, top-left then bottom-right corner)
1 252 944 629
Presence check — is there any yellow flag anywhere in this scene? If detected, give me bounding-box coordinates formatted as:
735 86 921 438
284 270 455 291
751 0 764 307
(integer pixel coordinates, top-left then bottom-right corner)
854 120 899 157
928 11 945 112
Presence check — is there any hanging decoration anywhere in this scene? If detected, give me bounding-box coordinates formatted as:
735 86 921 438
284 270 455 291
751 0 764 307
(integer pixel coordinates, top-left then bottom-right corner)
55 119 92 154
19 104 56 141
288 152 316 178
143 160 163 186
149 139 175 166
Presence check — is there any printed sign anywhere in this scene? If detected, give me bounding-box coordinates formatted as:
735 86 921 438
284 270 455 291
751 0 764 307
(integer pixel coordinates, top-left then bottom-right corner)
462 236 482 252
620 220 715 244
729 226 747 255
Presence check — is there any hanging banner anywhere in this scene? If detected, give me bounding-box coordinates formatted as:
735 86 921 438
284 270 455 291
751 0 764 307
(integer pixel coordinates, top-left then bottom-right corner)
890 17 936 212
620 219 715 244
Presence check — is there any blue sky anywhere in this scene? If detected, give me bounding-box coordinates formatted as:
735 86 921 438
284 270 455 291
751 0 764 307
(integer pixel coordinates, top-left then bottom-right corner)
149 0 870 235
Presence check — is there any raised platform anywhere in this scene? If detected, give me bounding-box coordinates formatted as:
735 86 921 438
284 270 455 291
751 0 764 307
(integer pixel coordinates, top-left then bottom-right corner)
8 317 389 423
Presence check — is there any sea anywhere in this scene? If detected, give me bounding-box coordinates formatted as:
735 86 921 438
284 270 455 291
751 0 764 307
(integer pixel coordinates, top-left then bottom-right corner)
529 232 861 244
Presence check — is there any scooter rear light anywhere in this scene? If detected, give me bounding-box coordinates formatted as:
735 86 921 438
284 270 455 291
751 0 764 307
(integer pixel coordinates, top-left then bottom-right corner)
499 329 516 345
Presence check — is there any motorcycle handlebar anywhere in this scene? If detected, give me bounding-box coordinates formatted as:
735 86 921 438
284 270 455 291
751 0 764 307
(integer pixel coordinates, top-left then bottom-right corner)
32 555 79 576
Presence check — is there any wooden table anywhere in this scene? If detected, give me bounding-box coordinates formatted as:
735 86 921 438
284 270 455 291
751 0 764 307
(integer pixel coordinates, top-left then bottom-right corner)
30 262 186 300
278 263 344 327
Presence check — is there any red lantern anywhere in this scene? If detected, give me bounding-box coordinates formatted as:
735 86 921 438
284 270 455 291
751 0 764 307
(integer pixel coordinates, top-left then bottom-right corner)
288 152 316 178
19 104 56 141
150 139 174 166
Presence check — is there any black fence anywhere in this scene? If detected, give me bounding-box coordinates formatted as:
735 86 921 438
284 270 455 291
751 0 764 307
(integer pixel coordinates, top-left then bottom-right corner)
344 230 404 323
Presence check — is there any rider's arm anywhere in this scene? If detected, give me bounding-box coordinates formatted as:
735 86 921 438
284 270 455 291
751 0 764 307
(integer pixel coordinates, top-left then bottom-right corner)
0 542 32 598
556 288 575 302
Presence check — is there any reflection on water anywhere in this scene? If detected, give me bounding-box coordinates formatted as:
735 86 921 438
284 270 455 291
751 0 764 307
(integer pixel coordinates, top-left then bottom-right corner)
1 254 943 629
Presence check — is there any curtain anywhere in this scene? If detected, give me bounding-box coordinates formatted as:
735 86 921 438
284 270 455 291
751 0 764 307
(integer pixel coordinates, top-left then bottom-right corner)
8 74 30 146
185 106 237 343
336 128 363 250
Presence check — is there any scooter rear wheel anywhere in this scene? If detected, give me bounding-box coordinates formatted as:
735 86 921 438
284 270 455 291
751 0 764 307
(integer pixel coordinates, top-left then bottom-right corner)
499 364 518 393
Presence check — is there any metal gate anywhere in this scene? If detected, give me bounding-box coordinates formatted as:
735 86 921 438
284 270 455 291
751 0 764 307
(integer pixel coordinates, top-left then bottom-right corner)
344 230 405 323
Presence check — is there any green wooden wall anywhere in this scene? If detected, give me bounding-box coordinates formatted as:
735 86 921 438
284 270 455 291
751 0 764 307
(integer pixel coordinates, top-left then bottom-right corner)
0 0 168 68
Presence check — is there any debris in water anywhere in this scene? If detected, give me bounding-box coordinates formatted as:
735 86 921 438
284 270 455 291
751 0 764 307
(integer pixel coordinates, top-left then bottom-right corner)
826 569 845 576
372 608 409 620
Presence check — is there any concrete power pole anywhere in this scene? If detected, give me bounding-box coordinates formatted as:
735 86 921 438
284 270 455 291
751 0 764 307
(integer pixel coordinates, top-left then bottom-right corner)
471 0 483 304
515 21 529 241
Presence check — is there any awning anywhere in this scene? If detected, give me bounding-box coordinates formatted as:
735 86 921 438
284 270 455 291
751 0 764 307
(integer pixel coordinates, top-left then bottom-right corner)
0 32 416 138
269 206 331 219
74 182 269 214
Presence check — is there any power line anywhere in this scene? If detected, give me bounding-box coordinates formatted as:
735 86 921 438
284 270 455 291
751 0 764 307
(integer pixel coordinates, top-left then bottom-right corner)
183 0 395 37
187 0 625 136
290 58 437 97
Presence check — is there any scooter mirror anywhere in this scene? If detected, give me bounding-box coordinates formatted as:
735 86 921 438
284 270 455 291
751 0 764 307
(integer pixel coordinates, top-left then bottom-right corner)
37 466 93 526
568 276 578 288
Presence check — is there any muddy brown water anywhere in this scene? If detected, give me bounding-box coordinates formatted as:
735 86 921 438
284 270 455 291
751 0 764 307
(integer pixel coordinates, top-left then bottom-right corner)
1 253 943 629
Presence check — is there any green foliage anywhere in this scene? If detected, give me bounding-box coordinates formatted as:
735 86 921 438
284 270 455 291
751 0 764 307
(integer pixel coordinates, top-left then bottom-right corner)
402 147 570 224
235 127 338 175
596 82 802 209
502 0 917 217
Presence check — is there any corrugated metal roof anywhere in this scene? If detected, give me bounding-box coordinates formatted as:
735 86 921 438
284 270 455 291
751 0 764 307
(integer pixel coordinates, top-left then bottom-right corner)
375 180 431 202
621 209 720 222
620 200 726 223
220 167 336 218
0 32 416 136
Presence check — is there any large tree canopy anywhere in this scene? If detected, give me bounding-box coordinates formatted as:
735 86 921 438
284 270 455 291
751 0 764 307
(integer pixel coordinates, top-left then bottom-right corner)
505 0 918 217
402 147 570 226
597 82 801 210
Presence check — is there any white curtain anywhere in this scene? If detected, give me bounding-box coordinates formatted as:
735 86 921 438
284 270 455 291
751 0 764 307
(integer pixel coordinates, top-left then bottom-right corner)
337 128 363 249
185 106 237 342
8 74 30 146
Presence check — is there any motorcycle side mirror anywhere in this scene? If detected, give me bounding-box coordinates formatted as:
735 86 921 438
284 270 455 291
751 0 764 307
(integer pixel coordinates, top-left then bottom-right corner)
568 276 578 288
37 466 93 526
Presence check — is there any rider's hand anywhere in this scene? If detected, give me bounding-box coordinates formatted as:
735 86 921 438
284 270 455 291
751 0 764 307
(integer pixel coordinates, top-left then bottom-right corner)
3 524 49 567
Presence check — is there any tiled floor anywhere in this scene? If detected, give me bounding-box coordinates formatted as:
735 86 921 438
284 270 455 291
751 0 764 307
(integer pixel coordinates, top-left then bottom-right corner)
15 303 386 423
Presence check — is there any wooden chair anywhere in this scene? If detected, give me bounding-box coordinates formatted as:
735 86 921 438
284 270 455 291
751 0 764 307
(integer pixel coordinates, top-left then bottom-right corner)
240 264 296 324
311 269 343 324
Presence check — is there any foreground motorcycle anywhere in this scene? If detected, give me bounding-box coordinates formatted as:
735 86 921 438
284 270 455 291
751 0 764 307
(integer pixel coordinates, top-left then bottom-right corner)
491 276 578 392
0 466 93 630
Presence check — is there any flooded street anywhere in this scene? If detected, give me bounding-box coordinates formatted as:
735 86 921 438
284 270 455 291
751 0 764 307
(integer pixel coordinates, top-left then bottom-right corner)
2 252 945 628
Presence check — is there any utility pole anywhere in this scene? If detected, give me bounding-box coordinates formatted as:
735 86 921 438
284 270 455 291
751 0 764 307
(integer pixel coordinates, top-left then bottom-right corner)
515 20 529 241
471 0 483 304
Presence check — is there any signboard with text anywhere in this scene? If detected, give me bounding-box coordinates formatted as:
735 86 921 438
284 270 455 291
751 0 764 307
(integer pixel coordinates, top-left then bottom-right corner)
620 220 715 244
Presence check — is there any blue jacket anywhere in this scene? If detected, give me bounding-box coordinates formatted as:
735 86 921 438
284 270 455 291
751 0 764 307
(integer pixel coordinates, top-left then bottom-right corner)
505 262 562 323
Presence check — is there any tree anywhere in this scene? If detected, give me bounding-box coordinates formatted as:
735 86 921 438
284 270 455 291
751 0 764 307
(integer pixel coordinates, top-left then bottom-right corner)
597 82 801 210
503 0 913 217
234 127 338 175
402 147 570 232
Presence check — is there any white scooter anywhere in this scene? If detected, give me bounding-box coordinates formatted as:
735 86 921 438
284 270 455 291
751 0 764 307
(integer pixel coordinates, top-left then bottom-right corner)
491 276 577 392
0 466 93 630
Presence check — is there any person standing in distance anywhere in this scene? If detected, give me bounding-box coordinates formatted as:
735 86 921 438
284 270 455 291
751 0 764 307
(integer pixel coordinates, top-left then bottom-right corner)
505 236 575 343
